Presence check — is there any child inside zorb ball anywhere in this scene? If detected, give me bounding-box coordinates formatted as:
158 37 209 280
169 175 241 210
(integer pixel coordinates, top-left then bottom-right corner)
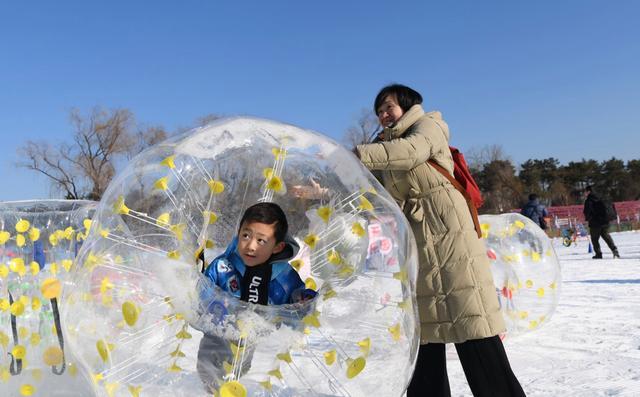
197 202 316 391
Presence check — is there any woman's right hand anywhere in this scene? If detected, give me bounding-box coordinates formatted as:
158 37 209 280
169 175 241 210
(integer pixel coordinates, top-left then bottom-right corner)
291 177 328 200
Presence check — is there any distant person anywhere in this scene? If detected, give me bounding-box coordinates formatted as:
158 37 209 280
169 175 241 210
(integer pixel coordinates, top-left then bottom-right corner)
521 193 549 230
583 186 620 259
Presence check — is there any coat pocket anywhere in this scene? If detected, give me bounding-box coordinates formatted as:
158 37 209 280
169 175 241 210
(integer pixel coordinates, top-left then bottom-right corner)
405 198 424 222
405 197 448 237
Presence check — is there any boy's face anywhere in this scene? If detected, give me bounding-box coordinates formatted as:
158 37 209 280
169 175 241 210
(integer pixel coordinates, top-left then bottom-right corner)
237 221 285 267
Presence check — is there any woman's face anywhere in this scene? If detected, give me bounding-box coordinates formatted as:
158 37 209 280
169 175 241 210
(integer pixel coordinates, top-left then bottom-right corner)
376 94 404 128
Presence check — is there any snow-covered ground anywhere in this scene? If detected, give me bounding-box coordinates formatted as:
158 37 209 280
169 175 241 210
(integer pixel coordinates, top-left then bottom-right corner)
448 231 640 396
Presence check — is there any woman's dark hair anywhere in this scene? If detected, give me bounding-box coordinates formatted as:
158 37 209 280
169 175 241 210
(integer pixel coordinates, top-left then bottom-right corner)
374 84 423 114
239 202 288 242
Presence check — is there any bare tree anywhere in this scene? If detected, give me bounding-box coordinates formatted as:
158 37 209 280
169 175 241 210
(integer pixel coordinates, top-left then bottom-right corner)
465 144 510 174
343 108 380 149
18 107 168 200
130 125 169 159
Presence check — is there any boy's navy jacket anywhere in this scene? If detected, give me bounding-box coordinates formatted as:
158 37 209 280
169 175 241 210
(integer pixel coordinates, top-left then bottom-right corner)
203 235 314 305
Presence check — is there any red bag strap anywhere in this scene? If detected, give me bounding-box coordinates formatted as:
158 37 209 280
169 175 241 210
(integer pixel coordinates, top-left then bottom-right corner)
427 160 482 239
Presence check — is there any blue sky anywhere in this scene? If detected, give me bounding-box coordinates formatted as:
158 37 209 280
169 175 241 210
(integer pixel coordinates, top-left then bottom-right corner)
1 1 639 201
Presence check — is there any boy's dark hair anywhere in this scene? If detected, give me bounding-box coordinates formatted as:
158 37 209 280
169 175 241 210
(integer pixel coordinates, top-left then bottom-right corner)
585 185 593 193
239 202 288 242
528 193 538 201
374 84 423 114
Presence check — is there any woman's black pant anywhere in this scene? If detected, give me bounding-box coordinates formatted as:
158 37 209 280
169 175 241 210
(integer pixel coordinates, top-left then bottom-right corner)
407 335 526 397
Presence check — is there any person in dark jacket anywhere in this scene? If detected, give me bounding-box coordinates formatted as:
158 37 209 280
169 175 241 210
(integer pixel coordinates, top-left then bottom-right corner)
583 186 620 259
521 194 549 229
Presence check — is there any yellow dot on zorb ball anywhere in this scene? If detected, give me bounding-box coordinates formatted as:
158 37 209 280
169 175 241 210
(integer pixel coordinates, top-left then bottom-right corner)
263 167 274 179
207 179 225 194
96 340 114 362
324 349 337 365
43 346 64 366
30 333 41 346
303 233 318 249
122 301 139 327
63 226 75 240
32 297 42 311
16 219 30 233
0 230 10 244
12 345 27 360
305 277 317 290
220 380 247 397
346 356 366 379
19 327 29 339
160 155 176 169
153 176 169 190
351 222 366 237
537 287 545 297
19 384 35 396
317 206 332 223
30 261 40 275
156 212 171 226
10 257 25 273
41 278 62 299
267 176 283 191
272 147 287 159
358 196 374 212
11 301 25 316
28 227 40 241
290 259 303 272
205 211 218 224
61 259 73 272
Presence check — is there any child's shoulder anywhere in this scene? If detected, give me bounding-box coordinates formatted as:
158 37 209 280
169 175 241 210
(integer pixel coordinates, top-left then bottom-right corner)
211 256 234 273
271 261 304 286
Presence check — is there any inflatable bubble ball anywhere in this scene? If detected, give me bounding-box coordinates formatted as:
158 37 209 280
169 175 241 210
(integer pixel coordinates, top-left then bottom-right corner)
62 117 421 397
1 200 97 396
480 213 561 337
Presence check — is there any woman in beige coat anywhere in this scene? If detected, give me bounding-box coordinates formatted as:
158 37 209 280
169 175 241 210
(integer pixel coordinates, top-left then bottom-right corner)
356 84 525 397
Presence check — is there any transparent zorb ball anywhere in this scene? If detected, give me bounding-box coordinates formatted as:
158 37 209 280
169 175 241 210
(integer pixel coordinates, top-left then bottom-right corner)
62 117 420 397
0 200 96 397
480 213 561 337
